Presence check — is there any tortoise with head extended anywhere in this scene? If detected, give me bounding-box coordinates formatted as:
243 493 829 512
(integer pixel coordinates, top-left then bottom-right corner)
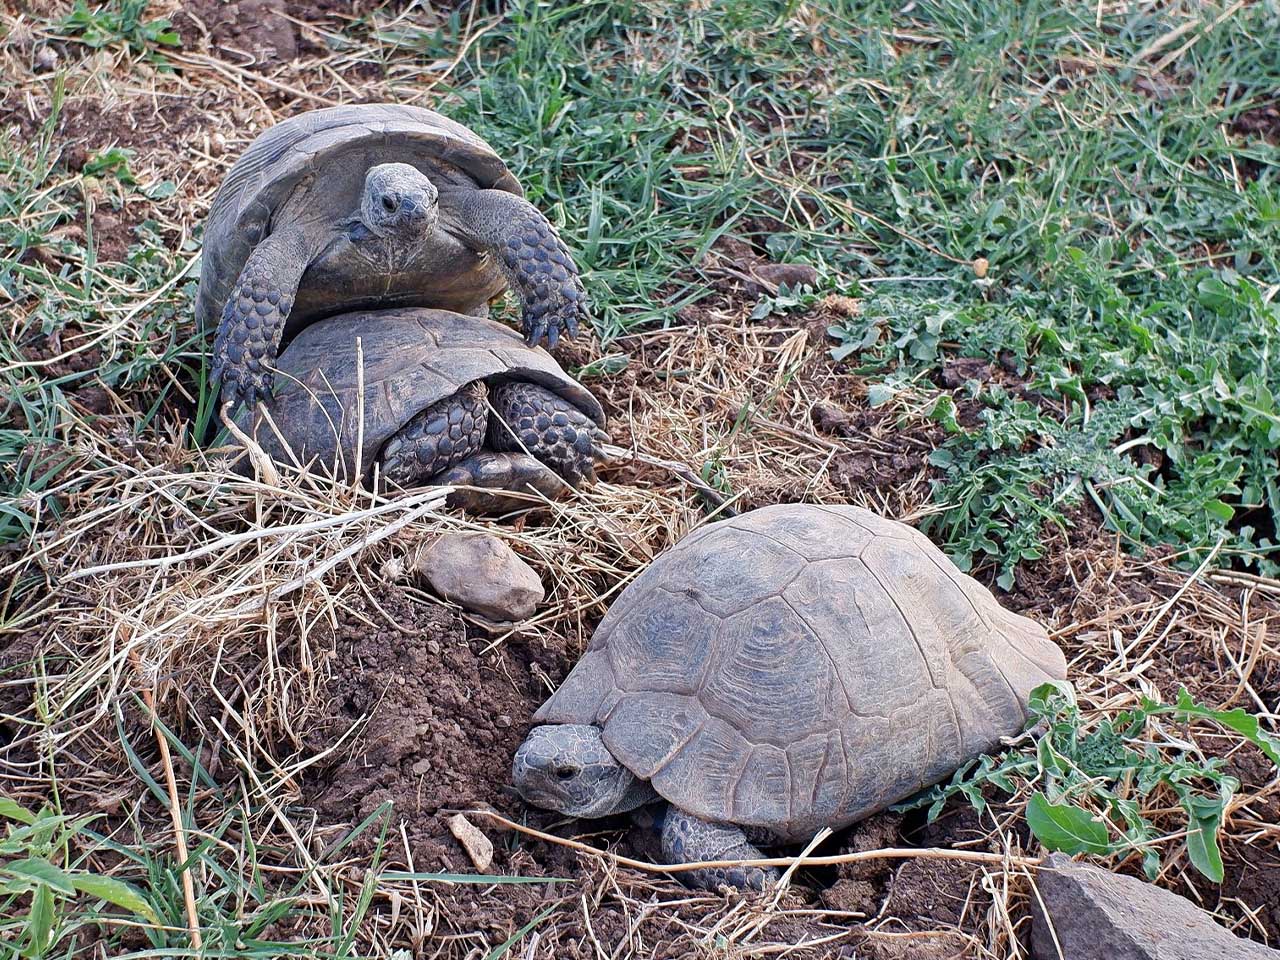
513 504 1067 889
232 307 608 500
199 103 587 407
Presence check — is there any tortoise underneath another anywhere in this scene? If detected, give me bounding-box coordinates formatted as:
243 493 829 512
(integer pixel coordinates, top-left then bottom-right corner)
513 504 1067 890
199 104 587 406
231 307 608 500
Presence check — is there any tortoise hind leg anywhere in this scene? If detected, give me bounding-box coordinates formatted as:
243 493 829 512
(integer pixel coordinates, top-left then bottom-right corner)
489 382 609 486
661 808 780 891
436 451 565 513
380 381 487 486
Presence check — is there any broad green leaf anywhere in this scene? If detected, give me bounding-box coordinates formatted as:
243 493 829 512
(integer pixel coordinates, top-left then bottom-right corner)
929 395 961 433
0 798 36 824
3 858 75 894
72 874 162 925
28 883 54 955
1170 688 1280 766
1025 793 1111 855
1180 793 1226 883
1027 681 1076 718
866 382 896 407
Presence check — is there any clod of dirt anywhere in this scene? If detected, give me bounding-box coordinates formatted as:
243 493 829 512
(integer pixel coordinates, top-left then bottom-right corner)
175 0 299 65
835 812 903 885
940 357 993 389
752 262 820 290
821 878 878 915
417 532 545 622
1031 852 1280 959
881 858 981 930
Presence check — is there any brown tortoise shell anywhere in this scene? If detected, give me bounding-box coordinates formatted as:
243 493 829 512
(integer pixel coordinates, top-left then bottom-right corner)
232 307 605 483
197 104 522 341
534 504 1067 840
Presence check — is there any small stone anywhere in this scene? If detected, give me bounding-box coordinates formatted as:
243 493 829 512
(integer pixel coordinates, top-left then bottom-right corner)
495 714 512 728
972 257 990 279
448 813 493 872
34 46 59 71
418 532 544 621
752 262 819 289
1031 853 1280 960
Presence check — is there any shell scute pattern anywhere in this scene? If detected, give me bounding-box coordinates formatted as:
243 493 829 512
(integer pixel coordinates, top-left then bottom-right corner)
861 535 1026 756
782 558 923 718
724 505 874 562
537 504 1068 834
601 692 703 779
647 716 752 823
699 597 839 745
786 731 846 833
665 526 807 618
735 744 791 825
601 596 718 696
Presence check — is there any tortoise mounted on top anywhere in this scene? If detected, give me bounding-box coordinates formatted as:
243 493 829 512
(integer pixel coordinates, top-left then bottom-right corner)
198 104 586 406
513 504 1068 890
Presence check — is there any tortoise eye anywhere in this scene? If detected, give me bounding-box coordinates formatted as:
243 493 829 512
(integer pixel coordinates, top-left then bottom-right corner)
381 195 396 212
555 765 578 781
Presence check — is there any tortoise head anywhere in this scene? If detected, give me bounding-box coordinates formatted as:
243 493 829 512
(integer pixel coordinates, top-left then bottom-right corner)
360 162 438 240
513 724 644 819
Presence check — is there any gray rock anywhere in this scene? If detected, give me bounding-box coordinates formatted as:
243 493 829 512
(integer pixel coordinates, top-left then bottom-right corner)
418 532 544 622
1031 853 1277 960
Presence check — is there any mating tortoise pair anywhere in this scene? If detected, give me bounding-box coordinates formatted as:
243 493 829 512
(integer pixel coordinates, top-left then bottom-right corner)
201 104 606 495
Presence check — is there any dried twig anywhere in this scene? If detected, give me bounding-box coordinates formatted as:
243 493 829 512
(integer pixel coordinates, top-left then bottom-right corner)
473 810 1043 874
127 647 202 949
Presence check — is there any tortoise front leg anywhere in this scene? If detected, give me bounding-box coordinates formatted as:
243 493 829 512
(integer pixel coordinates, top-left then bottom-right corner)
379 382 488 486
661 808 780 891
212 226 315 407
489 382 609 486
451 189 588 349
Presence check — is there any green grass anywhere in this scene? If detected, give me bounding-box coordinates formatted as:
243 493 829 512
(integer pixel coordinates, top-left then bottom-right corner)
0 83 201 546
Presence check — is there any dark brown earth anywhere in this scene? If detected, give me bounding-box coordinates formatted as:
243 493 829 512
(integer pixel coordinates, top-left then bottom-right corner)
299 588 563 873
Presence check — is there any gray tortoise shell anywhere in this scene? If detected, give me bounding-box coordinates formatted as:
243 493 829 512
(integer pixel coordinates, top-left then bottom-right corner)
534 504 1067 839
197 103 522 335
232 307 604 483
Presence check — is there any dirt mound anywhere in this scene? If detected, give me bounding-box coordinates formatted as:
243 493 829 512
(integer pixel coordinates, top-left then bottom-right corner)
301 587 570 873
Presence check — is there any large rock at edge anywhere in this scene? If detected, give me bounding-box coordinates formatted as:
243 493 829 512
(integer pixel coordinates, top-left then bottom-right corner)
1031 852 1278 960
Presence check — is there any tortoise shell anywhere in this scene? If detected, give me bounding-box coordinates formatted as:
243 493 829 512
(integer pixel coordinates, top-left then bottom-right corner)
534 504 1066 840
196 103 522 338
232 307 604 483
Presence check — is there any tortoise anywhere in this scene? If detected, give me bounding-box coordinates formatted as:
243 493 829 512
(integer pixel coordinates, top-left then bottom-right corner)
232 307 608 500
513 503 1067 890
198 103 587 407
